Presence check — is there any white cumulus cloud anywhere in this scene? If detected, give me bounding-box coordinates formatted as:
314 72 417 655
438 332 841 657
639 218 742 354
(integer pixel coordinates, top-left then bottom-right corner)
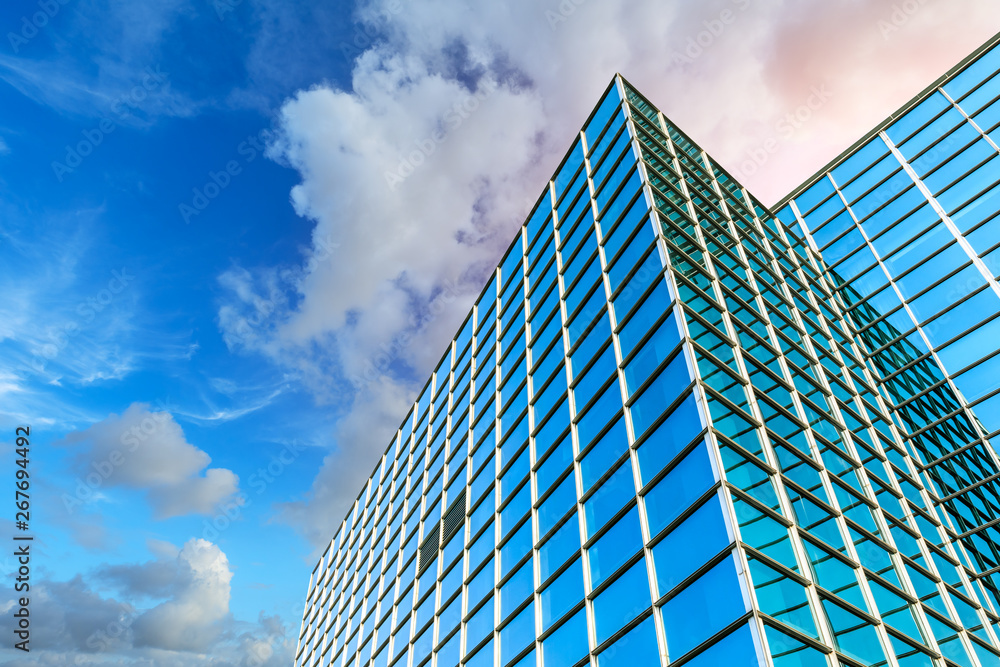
60 402 241 519
218 0 1000 546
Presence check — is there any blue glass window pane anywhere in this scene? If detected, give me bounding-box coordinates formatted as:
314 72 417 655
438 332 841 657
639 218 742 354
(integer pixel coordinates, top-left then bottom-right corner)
500 604 535 667
589 506 643 589
574 344 617 408
439 592 462 640
501 521 533 578
597 163 638 212
580 417 629 493
470 491 496 538
465 637 494 667
610 245 661 311
586 88 624 148
500 557 534 621
923 139 995 194
652 496 732 597
467 554 494 605
500 483 531 537
795 178 836 216
583 459 636 539
602 190 651 262
746 558 817 638
618 281 672 357
413 622 433 665
954 354 1000 403
541 609 589 667
569 304 611 371
537 434 573 496
553 140 584 200
884 224 955 279
938 316 1000 372
540 557 585 630
831 137 890 188
870 203 936 258
465 600 494 660
568 288 604 348
811 210 853 250
526 197 553 251
565 254 602 315
501 446 530 499
509 649 536 667
593 129 632 192
908 264 985 323
764 623 828 667
821 599 889 666
436 630 460 666
661 557 746 659
596 614 661 667
576 381 623 451
629 353 690 437
539 516 581 581
954 180 1000 234
643 442 715 534
886 92 951 145
393 615 411 660
623 313 682 395
635 393 702 483
803 193 847 237
538 473 576 537
821 227 864 265
945 44 1000 100
596 169 642 221
898 107 965 160
535 398 570 456
938 154 1000 215
593 558 650 645
683 622 759 667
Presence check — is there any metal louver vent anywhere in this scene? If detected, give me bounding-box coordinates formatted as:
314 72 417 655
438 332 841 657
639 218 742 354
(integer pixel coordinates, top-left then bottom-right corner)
442 489 466 544
416 526 440 576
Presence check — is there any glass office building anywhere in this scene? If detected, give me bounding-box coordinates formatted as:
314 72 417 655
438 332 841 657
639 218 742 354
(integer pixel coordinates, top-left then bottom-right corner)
295 37 1000 667
776 34 1000 444
776 32 1000 629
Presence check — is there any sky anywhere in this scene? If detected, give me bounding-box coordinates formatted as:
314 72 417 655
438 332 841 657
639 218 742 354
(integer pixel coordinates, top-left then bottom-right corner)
0 0 999 665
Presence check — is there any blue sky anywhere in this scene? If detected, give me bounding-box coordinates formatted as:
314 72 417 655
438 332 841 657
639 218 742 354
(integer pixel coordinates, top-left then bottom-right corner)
1 1 1000 665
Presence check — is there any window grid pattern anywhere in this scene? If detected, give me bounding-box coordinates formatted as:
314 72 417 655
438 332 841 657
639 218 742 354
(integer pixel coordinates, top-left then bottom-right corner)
629 78 1000 667
296 68 1000 667
778 36 1000 624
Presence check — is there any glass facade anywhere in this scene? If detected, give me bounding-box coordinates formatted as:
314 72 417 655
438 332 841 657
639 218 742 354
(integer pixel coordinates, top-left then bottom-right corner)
776 33 1000 623
296 38 1000 667
777 36 1000 442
